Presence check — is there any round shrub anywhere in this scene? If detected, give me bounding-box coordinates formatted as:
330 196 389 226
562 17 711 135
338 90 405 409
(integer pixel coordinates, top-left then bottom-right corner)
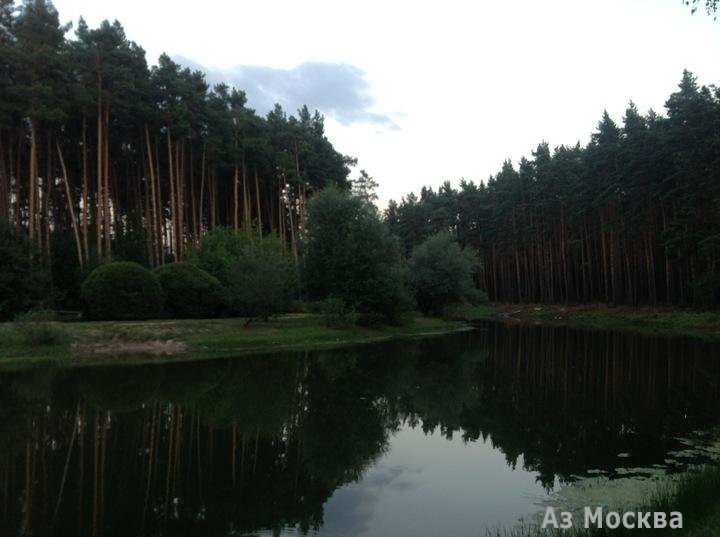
81 262 164 320
154 262 225 318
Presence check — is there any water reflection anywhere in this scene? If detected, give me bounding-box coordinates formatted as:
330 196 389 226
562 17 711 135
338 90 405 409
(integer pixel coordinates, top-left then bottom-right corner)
1 322 719 536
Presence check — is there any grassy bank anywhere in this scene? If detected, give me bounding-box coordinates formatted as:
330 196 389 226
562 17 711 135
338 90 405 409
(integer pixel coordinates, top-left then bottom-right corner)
459 304 720 341
494 464 720 536
0 314 466 371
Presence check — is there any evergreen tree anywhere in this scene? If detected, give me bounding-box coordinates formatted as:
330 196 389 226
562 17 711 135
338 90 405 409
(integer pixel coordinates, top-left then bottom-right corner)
388 71 720 308
0 3 353 313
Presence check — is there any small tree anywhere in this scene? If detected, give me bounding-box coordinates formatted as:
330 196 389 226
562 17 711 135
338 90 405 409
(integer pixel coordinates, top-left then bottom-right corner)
226 250 293 320
408 231 479 316
188 228 296 320
0 220 48 321
303 187 410 324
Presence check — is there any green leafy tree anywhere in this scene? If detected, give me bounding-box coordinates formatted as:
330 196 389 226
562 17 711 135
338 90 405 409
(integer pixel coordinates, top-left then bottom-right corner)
187 227 296 319
407 231 479 315
303 187 410 324
225 236 296 320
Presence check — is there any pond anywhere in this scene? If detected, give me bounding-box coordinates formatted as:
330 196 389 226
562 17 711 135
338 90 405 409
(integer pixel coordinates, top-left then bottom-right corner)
1 321 719 536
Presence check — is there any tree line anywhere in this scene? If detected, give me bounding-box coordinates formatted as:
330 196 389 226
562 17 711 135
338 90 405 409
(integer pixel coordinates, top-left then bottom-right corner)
0 0 353 274
3 1 718 315
387 71 720 308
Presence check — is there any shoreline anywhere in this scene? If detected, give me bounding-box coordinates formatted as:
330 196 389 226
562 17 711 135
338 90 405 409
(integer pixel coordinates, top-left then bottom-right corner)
459 303 720 341
0 315 468 372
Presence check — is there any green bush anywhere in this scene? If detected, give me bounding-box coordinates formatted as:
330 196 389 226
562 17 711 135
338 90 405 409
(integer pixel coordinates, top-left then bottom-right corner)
13 309 66 345
0 219 48 321
154 262 225 318
81 262 164 320
188 228 297 320
407 231 479 316
316 297 359 328
302 187 411 324
468 288 489 305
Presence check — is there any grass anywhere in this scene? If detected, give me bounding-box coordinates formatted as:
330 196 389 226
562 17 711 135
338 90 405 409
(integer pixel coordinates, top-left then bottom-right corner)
0 314 467 372
490 464 720 536
2 302 716 370
12 309 68 345
458 303 720 341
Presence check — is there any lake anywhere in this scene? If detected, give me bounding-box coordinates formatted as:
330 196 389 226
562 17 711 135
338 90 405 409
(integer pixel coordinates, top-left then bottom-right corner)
1 321 719 536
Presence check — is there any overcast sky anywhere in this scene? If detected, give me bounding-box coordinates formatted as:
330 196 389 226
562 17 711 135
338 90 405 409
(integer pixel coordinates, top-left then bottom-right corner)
53 0 720 207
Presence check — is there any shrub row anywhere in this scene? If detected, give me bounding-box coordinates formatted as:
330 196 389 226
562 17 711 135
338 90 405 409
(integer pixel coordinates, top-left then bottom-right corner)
81 262 224 320
80 228 297 321
7 185 488 325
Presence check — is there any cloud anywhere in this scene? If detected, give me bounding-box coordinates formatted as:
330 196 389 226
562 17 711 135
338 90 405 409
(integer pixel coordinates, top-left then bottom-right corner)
320 463 418 536
174 56 397 128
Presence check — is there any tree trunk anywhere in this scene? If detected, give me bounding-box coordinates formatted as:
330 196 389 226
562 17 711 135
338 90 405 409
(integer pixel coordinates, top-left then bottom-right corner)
167 130 177 261
190 142 198 242
103 105 111 258
242 159 250 226
28 121 38 242
254 168 262 234
233 163 239 231
145 125 158 267
198 143 206 237
155 139 163 264
81 113 89 262
56 142 84 269
96 71 103 260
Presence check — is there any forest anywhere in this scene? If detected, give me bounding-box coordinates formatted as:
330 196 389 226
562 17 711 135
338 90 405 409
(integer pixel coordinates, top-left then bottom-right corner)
1 0 720 320
386 72 720 308
0 0 352 278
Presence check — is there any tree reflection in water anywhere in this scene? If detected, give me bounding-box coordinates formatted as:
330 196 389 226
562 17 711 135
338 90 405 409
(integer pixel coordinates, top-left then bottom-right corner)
1 322 719 536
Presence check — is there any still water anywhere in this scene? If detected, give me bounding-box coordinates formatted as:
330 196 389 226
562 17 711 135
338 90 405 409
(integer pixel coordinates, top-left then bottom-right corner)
1 321 719 536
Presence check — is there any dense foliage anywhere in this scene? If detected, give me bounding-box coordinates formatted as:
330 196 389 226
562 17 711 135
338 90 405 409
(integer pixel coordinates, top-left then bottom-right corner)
0 0 352 298
407 232 479 315
153 262 224 318
224 235 296 319
0 219 47 320
188 228 296 319
81 261 164 320
303 187 410 324
388 71 720 308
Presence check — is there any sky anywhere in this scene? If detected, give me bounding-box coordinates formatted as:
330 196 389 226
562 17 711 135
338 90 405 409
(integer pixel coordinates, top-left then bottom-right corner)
53 0 720 207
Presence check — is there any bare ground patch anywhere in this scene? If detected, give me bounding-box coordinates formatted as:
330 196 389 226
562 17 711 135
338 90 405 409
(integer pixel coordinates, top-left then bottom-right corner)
74 339 188 356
